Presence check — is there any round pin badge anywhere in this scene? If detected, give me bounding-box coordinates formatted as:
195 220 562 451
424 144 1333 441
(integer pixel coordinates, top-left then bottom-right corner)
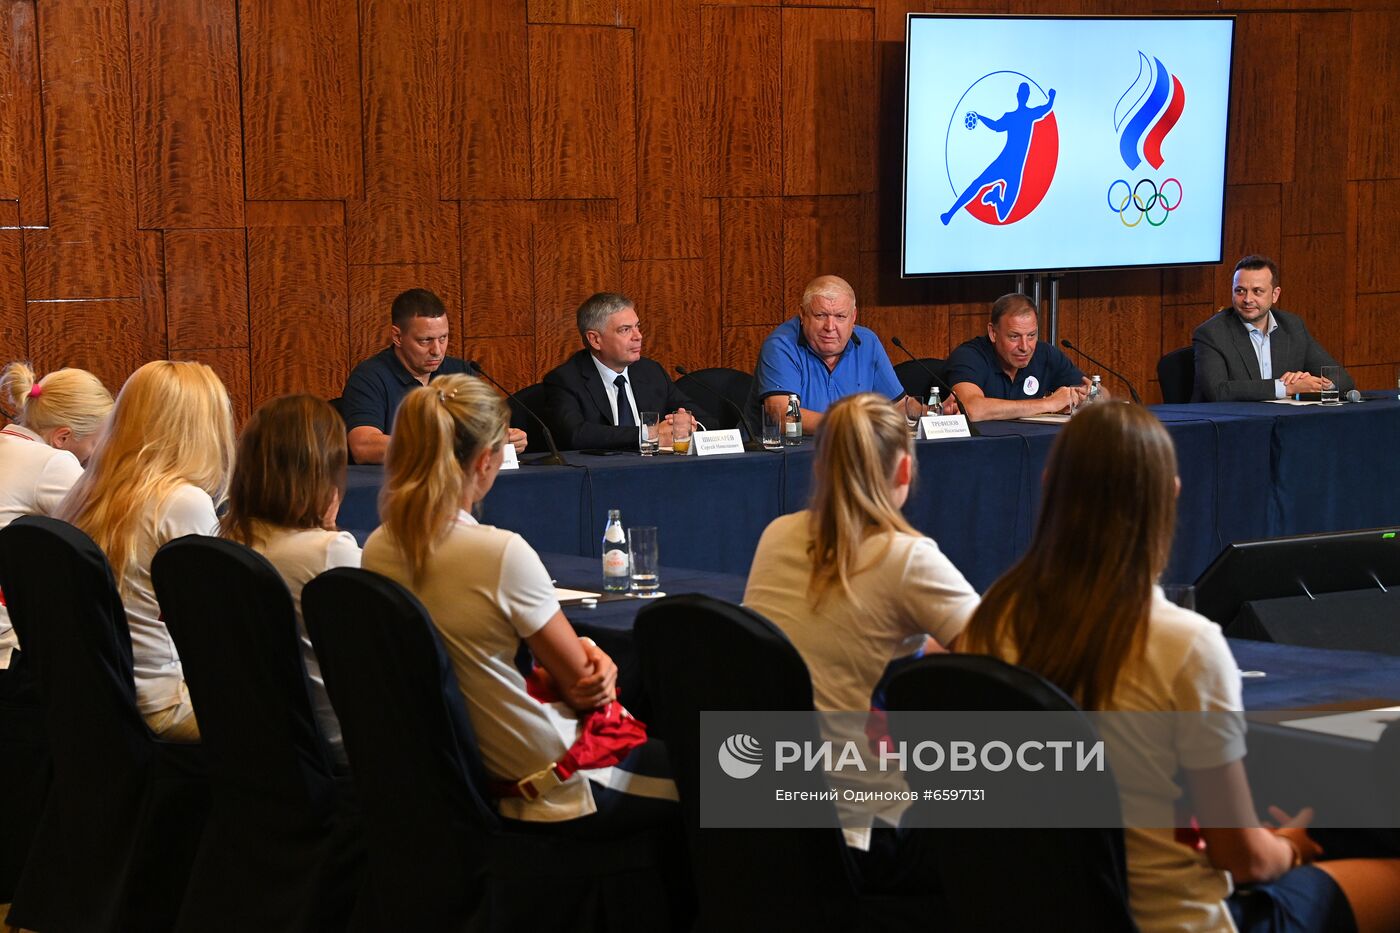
1023 375 1040 396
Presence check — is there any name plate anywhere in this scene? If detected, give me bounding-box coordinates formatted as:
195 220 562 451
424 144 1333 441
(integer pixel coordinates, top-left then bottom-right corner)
917 414 972 440
500 442 520 470
691 428 745 456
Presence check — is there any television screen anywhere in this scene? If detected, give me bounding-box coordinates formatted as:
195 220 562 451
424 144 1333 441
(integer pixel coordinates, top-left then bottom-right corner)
902 15 1235 278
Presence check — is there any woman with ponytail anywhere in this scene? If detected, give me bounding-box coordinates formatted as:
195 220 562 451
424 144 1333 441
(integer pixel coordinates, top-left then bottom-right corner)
0 362 114 677
364 373 674 831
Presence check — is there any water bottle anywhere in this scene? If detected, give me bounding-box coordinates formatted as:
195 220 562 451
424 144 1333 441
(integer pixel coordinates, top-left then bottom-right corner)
926 387 943 416
783 394 803 446
602 509 629 591
1085 375 1103 406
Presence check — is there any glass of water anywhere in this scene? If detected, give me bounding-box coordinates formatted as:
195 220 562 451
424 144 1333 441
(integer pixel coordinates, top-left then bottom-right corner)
638 411 661 455
1321 366 1341 405
628 526 660 596
761 409 782 450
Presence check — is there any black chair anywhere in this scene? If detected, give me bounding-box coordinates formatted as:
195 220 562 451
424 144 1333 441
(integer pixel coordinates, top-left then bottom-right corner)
0 515 208 933
893 357 949 402
674 366 752 432
152 536 362 933
634 594 938 931
885 655 1138 933
0 651 47 903
303 567 677 933
327 395 346 422
508 382 563 454
1157 346 1195 403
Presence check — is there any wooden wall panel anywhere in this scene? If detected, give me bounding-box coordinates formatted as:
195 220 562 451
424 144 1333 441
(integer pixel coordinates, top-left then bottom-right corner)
0 207 24 365
1060 270 1159 401
472 335 535 393
532 213 620 373
173 347 252 424
128 0 244 229
247 224 349 404
1161 303 1215 358
27 300 152 393
1284 13 1348 236
1280 233 1346 364
703 7 782 198
461 201 535 338
1345 363 1399 394
241 0 363 200
781 8 875 196
529 26 632 201
347 262 462 368
527 0 623 25
440 0 530 200
720 198 784 328
0 5 18 200
6 2 45 227
165 230 249 350
721 325 770 374
1347 294 1400 368
621 258 712 370
782 196 863 319
1347 12 1400 181
1355 180 1400 295
24 0 140 300
138 231 169 360
1225 13 1296 186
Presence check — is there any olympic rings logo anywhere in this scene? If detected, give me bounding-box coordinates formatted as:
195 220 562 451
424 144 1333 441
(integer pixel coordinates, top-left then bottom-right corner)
1106 177 1182 227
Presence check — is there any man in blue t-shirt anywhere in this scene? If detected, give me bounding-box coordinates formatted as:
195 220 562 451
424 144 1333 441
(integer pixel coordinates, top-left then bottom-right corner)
340 288 527 463
751 275 924 435
945 293 1095 422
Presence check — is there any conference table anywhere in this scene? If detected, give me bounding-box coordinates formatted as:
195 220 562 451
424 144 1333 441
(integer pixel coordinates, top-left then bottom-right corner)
341 396 1400 590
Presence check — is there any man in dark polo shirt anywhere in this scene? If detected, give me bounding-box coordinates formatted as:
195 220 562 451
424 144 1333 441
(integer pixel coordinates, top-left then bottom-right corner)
341 288 526 463
945 293 1094 422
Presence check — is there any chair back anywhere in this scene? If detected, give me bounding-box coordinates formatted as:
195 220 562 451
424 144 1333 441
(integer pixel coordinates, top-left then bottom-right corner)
509 382 562 453
0 515 200 933
1157 347 1195 403
885 655 1138 933
634 594 858 926
152 535 353 932
894 357 949 401
674 367 753 432
303 567 494 929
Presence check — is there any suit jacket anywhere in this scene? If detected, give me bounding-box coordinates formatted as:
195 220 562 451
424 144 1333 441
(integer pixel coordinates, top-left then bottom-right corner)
1191 307 1353 402
541 350 710 450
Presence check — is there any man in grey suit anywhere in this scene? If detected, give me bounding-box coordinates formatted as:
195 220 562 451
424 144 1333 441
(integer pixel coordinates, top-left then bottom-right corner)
1192 255 1354 402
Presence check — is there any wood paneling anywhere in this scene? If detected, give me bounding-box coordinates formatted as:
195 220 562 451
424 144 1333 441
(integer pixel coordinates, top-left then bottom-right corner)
1347 294 1400 368
165 230 249 350
7 1 46 227
462 201 535 338
472 335 535 394
781 8 875 196
622 258 711 370
27 300 153 393
1355 180 1400 295
441 0 530 200
1059 269 1159 400
24 0 140 300
721 325 771 374
1347 12 1400 181
1225 13 1296 187
0 4 19 200
527 0 624 26
129 0 244 229
720 198 784 327
139 230 169 360
1345 362 1400 393
241 0 362 200
703 7 781 197
783 196 863 317
173 346 252 424
0 212 24 364
1161 303 1215 358
533 212 620 372
1284 13 1348 235
347 198 458 268
1280 233 1346 363
247 226 349 404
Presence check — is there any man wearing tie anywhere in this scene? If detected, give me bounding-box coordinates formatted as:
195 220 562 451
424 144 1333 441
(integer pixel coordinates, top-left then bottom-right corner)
541 292 706 451
1192 255 1354 402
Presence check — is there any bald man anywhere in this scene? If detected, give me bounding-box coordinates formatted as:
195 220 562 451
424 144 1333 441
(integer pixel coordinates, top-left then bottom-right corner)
750 275 927 434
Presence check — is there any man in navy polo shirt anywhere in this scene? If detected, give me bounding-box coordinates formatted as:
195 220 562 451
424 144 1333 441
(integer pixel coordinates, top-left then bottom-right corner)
751 275 924 435
341 288 527 463
945 293 1094 422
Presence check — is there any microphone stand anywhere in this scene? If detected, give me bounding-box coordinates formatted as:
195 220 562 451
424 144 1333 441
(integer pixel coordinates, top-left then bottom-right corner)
889 337 980 437
1059 340 1143 405
467 361 574 467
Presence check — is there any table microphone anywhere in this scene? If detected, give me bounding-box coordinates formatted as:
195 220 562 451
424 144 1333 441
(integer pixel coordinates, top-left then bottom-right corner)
1059 339 1143 405
889 337 980 436
466 361 573 467
674 366 765 451
1346 389 1363 403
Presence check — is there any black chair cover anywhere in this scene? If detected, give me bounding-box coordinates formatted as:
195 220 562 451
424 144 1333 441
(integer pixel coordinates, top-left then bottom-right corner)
674 367 753 432
0 651 47 903
885 655 1139 933
1157 346 1195 403
303 567 675 933
0 515 207 933
893 357 949 401
152 535 363 932
508 382 564 454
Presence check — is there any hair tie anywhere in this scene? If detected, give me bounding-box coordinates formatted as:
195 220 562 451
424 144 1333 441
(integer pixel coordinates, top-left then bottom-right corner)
27 384 41 399
437 387 458 403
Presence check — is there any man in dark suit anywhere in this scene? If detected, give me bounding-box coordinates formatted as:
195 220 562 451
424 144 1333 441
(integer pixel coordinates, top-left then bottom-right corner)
1192 255 1354 402
542 292 708 450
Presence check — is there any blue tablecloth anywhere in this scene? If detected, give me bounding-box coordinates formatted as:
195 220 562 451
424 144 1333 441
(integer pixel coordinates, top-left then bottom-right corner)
340 399 1400 588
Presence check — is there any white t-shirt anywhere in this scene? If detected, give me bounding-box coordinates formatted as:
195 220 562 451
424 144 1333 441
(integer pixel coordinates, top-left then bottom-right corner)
996 589 1246 933
0 425 85 667
363 510 594 822
118 484 221 714
247 522 361 767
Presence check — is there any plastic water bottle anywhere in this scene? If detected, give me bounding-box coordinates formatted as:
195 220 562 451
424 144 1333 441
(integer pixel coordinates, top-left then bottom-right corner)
783 394 803 446
602 510 629 591
927 387 944 416
1085 375 1103 406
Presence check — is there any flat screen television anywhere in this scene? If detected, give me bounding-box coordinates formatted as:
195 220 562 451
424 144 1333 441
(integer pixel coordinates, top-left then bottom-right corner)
902 15 1235 278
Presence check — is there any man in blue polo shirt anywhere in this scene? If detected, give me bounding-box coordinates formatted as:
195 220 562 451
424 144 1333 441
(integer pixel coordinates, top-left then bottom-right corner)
945 293 1094 422
751 275 923 434
341 288 526 463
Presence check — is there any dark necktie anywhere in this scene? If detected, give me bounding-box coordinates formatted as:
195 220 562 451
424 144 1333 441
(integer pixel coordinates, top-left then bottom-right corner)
613 374 634 426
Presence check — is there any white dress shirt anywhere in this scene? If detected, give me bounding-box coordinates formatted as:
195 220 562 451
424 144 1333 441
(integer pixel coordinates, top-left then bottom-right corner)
589 354 640 430
1242 313 1286 399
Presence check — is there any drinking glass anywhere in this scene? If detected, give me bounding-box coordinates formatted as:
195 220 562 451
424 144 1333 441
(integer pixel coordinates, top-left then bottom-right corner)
638 411 661 455
671 413 692 454
1321 366 1341 405
761 409 782 449
628 526 660 596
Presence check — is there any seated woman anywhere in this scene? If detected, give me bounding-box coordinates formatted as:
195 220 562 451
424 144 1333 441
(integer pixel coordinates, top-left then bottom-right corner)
743 392 980 852
960 401 1400 933
221 394 359 769
0 361 113 692
58 360 235 742
363 373 674 834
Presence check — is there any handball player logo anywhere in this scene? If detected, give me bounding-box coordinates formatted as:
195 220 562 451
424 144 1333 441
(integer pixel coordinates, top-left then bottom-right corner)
940 71 1059 227
717 733 764 780
1109 52 1185 227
